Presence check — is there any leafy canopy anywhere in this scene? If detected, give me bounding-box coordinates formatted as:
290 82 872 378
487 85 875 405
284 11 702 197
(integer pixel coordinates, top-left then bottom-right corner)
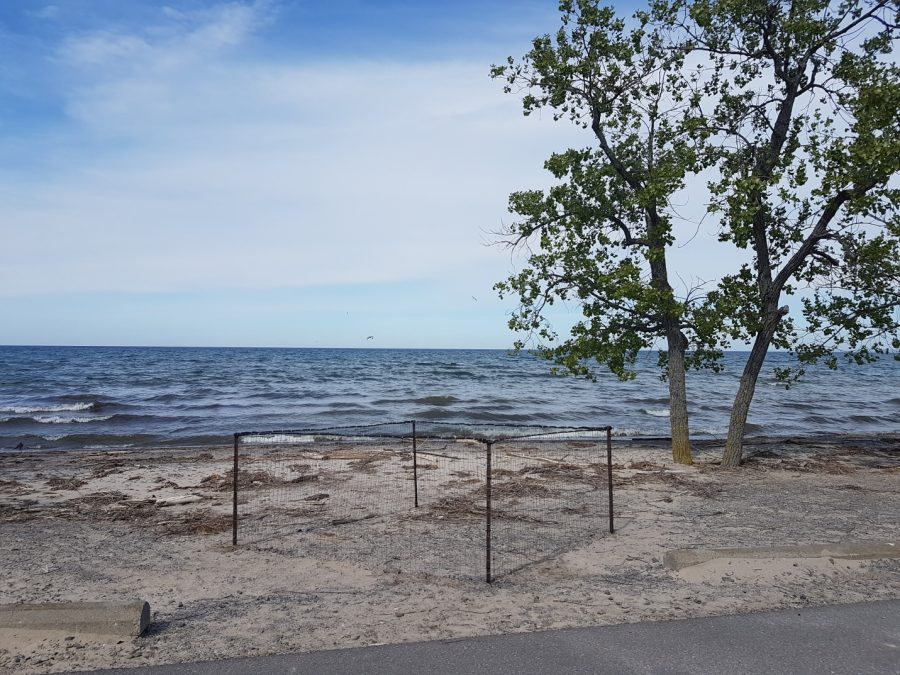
491 0 721 381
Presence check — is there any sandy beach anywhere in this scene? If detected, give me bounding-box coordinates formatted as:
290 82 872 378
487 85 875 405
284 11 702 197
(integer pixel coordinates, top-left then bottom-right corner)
1 435 898 674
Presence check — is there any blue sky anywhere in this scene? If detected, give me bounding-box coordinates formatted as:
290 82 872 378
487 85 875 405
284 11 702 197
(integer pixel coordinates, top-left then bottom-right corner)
0 0 737 348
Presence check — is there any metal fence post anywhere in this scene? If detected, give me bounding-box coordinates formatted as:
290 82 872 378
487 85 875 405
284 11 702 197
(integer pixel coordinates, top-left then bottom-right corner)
232 432 239 546
606 427 615 534
412 421 419 508
485 440 493 583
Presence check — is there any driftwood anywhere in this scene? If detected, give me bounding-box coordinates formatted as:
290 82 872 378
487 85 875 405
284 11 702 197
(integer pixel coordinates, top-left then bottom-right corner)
504 452 570 465
414 450 463 461
155 495 204 507
330 514 376 526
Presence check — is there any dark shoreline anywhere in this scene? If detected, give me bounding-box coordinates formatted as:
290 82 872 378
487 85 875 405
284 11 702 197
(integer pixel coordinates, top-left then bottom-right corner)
2 430 897 459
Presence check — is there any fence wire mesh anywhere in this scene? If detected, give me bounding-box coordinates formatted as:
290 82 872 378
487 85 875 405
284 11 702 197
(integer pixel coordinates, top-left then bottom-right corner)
234 421 612 582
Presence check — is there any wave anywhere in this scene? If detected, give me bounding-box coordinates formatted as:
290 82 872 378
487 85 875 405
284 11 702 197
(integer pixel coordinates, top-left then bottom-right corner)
643 408 670 418
242 434 315 445
629 397 670 406
612 427 667 437
414 396 460 406
1 402 99 414
0 414 114 425
147 393 181 403
0 412 161 426
35 414 114 424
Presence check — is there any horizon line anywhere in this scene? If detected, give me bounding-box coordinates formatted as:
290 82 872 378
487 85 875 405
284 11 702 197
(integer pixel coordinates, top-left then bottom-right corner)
1 343 770 352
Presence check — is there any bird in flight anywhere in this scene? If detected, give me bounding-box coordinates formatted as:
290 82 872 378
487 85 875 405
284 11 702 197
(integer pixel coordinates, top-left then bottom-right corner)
366 336 374 340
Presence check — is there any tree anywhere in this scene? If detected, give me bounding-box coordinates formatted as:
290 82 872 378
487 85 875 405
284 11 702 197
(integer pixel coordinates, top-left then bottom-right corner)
679 0 900 466
491 0 722 465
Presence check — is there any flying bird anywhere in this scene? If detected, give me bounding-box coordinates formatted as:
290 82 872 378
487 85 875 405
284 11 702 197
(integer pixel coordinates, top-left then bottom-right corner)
366 336 374 340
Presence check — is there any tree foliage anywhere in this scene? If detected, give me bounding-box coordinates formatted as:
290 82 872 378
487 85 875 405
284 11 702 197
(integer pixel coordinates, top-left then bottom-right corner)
492 0 900 466
676 0 900 463
491 1 721 381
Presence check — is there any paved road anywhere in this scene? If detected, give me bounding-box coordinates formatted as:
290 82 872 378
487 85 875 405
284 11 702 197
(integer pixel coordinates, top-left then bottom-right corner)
93 600 899 674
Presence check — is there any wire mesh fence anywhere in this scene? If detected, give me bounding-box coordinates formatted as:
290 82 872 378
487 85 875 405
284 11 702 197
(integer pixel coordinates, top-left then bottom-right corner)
233 421 613 582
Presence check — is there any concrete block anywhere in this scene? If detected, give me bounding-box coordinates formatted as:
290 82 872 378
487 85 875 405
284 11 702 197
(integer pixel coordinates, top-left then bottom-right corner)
0 599 151 636
663 541 898 570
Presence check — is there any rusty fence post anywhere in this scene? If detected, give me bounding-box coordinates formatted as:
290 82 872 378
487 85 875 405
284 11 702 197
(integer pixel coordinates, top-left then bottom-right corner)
606 426 614 534
232 433 239 546
485 440 493 583
412 421 419 508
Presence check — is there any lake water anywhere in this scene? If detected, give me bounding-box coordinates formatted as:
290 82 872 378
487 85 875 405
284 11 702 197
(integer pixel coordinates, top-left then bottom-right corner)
0 346 897 450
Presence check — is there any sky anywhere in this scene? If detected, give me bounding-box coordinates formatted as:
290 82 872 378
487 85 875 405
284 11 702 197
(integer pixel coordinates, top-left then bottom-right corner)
0 0 741 348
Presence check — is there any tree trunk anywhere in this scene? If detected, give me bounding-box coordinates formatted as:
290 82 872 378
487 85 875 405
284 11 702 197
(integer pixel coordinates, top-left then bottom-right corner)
721 318 781 467
667 329 692 465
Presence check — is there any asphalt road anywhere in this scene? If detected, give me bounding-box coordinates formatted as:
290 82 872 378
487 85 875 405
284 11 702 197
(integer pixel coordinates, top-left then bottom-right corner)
92 599 900 675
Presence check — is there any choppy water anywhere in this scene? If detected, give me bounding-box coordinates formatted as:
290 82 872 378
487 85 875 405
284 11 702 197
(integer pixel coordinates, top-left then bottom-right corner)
0 346 897 450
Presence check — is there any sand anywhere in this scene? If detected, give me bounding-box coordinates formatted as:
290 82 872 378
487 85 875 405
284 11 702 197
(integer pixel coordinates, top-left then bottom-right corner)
0 434 898 673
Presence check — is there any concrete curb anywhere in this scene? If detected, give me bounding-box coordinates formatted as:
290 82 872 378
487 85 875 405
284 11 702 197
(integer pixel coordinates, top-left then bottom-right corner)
664 541 898 570
0 600 150 636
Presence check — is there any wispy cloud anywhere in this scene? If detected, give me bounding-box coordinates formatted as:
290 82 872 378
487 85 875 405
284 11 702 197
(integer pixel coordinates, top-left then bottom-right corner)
59 0 272 68
0 0 739 347
0 1 579 301
31 5 60 21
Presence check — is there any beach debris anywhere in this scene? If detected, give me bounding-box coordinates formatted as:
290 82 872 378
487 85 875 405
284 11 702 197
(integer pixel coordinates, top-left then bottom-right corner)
199 469 284 491
157 510 231 535
331 513 376 526
0 478 30 493
347 454 392 474
155 495 204 507
520 462 586 480
414 494 485 522
46 477 87 491
506 451 570 465
91 460 125 478
476 477 554 499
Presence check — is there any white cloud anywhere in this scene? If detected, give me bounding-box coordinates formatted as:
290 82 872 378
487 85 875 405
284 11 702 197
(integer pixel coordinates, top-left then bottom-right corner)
1 0 744 310
0 3 584 298
62 31 151 66
59 0 271 69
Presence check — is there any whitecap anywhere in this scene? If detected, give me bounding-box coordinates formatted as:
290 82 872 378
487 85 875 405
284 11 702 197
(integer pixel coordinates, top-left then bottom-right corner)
612 428 661 437
32 415 113 424
242 434 315 445
2 402 96 414
643 408 670 418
